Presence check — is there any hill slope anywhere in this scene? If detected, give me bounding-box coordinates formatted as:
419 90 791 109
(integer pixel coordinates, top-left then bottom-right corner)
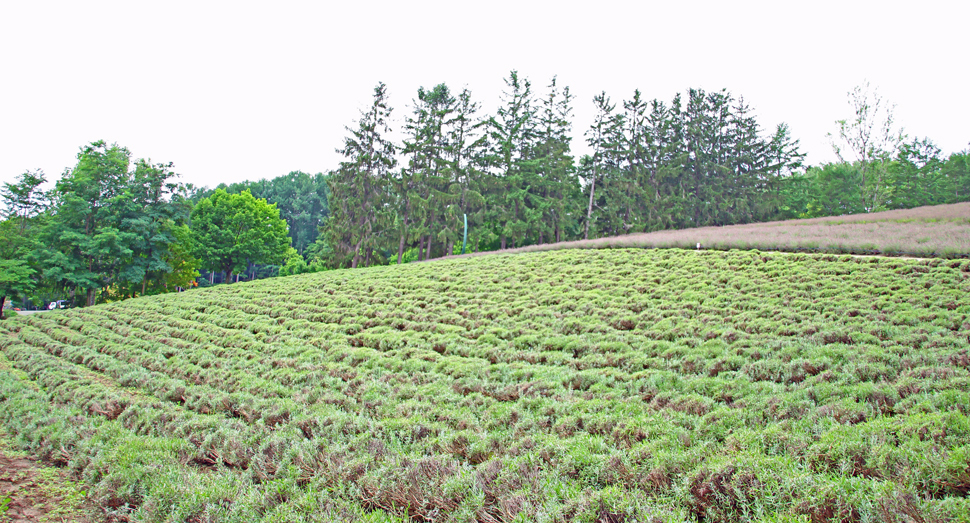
483 202 970 258
1 249 969 522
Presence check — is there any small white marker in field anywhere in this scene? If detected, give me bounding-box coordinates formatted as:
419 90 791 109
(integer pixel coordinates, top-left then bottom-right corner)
697 243 701 250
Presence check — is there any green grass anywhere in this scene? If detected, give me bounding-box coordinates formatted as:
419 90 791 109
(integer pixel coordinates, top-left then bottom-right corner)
0 249 968 522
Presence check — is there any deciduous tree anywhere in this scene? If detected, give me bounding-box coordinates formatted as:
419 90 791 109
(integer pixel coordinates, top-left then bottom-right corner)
190 189 290 281
829 81 905 212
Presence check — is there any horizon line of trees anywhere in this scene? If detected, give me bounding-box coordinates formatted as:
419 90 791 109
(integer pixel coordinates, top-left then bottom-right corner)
316 73 969 269
3 75 969 313
0 142 294 316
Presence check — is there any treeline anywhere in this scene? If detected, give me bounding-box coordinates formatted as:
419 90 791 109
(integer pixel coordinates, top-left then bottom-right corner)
579 89 802 234
323 75 578 267
193 171 330 256
318 72 969 269
321 74 805 268
0 142 295 315
777 140 970 219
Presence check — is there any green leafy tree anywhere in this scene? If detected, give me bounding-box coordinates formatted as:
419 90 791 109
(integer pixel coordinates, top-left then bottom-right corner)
1 169 48 233
201 171 330 256
0 220 37 318
36 142 196 304
0 259 33 319
161 224 202 291
0 170 48 315
805 162 865 217
37 141 135 306
114 159 194 297
829 81 905 212
190 189 291 281
277 246 307 276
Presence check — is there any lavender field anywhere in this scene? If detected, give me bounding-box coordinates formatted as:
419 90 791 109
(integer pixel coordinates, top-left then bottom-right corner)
1 248 968 521
496 203 970 259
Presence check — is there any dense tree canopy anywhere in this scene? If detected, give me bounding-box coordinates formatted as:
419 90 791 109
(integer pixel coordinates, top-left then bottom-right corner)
198 171 329 256
190 189 291 280
320 77 811 268
33 142 196 305
313 76 968 270
0 220 35 318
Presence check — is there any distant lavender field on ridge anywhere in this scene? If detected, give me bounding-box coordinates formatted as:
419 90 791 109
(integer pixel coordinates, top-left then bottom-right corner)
488 202 970 258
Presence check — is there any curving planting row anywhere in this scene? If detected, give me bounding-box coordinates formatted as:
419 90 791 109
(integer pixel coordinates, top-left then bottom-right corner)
0 248 968 522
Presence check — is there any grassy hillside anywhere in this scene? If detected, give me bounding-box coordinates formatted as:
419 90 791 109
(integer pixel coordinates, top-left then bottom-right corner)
486 202 970 258
1 249 969 522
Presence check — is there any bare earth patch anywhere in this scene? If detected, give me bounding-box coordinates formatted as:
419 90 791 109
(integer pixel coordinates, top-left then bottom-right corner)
0 435 91 523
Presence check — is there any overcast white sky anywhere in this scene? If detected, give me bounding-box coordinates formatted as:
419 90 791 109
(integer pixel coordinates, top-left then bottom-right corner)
1 0 967 191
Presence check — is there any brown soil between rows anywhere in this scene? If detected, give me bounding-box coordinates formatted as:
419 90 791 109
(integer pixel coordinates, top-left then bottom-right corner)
0 450 93 523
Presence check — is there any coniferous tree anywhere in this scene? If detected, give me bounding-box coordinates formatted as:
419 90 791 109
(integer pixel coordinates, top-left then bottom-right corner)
683 88 730 227
447 88 488 250
399 84 456 261
487 71 536 249
583 92 623 239
642 98 677 231
617 90 649 233
532 77 578 244
324 82 396 268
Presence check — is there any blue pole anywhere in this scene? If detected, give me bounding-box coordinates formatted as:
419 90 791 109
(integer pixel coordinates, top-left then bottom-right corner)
461 214 468 255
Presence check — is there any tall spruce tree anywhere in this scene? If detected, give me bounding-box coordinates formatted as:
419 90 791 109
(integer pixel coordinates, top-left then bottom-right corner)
399 84 458 262
447 87 488 250
532 77 578 244
581 88 803 234
487 71 536 249
617 90 649 233
643 98 677 231
324 82 397 268
583 92 624 239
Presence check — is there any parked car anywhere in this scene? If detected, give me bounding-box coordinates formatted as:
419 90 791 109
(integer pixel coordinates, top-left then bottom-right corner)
47 300 70 310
